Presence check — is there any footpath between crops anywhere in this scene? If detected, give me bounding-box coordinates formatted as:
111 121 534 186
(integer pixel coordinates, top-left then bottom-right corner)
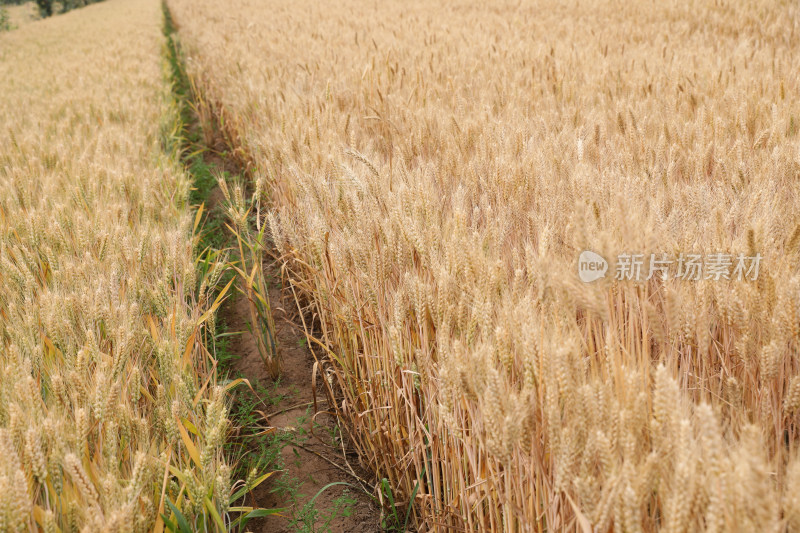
163 5 384 532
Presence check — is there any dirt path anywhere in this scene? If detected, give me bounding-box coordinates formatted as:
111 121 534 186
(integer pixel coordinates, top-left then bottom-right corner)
168 19 383 523
180 108 384 531
222 258 382 532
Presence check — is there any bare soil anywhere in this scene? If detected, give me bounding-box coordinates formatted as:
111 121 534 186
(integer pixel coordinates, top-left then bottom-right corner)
222 262 382 533
196 127 382 533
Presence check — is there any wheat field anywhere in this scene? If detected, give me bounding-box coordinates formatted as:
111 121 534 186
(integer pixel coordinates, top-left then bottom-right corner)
3 0 800 531
166 0 800 530
0 0 236 530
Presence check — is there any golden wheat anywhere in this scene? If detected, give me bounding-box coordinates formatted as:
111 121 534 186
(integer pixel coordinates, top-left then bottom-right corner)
0 1 236 530
0 0 800 532
124 0 800 529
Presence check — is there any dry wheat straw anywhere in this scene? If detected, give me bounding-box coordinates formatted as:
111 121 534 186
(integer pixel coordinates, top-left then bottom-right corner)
168 0 800 529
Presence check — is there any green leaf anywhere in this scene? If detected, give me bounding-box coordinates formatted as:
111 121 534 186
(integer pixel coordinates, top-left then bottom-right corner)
165 500 192 533
159 514 177 533
203 497 226 531
232 507 286 530
245 508 286 518
309 482 352 506
403 480 420 531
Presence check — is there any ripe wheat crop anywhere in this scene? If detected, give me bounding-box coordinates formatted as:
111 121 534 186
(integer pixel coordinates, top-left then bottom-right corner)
167 0 800 530
0 0 238 530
